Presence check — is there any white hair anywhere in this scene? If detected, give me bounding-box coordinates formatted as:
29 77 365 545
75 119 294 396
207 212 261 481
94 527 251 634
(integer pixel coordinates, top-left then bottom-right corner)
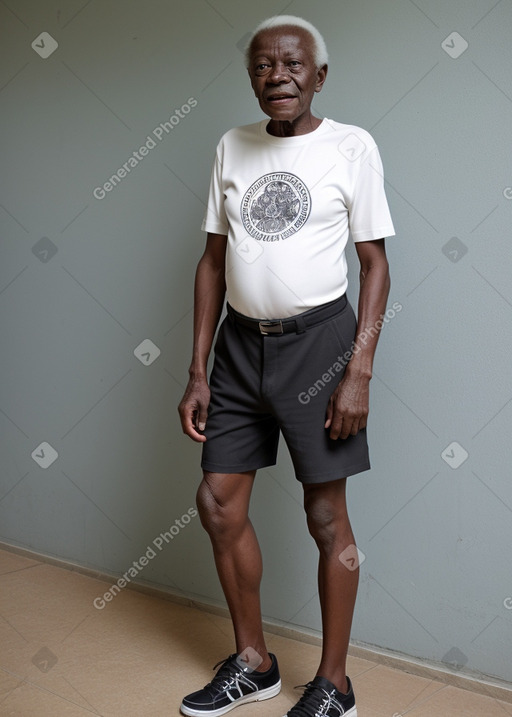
244 15 328 69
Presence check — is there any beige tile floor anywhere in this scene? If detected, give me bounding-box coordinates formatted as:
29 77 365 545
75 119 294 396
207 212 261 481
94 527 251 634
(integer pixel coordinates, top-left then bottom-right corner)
0 547 510 716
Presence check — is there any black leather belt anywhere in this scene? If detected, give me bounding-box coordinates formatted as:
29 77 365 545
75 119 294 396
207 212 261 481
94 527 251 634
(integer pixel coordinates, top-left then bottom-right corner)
226 294 347 336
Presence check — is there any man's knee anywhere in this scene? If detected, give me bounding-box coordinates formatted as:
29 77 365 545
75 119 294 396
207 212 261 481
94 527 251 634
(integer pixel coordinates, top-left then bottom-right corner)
196 473 225 534
304 488 352 550
196 471 249 539
305 502 336 547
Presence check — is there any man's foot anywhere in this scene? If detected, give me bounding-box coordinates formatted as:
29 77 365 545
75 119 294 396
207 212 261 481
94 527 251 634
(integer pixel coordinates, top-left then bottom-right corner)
180 653 281 716
283 675 357 716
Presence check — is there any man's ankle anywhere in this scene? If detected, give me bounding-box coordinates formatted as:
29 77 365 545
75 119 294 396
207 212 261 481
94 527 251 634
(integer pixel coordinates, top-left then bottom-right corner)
316 671 349 694
255 652 273 672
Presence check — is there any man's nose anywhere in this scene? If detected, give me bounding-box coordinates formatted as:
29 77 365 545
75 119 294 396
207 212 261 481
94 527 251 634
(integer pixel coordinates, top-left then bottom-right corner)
267 63 290 83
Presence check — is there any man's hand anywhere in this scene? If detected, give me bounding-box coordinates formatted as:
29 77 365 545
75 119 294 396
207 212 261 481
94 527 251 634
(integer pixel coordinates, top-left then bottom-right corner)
178 376 211 442
325 372 370 440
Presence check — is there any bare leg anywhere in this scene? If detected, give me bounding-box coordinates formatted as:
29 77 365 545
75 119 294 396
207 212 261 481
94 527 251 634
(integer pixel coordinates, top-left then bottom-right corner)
303 478 358 694
196 470 272 671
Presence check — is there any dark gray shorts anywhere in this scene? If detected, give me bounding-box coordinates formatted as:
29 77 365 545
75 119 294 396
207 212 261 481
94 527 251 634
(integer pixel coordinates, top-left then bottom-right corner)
201 294 370 483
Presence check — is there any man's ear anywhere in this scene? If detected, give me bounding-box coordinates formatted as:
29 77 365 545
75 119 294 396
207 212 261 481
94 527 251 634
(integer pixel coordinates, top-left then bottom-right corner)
315 64 328 92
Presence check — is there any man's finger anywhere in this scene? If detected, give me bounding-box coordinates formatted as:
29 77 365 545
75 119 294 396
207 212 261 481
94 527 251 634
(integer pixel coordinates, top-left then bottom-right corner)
329 415 343 440
179 401 207 442
185 415 207 443
196 405 208 432
324 399 333 429
339 422 351 440
340 415 362 439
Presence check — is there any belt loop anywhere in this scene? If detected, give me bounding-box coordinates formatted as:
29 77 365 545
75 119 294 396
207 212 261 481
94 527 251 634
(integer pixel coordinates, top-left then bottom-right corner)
294 315 306 334
227 303 235 325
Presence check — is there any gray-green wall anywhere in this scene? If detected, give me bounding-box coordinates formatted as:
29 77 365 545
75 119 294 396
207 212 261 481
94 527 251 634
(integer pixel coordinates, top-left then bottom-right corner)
1 0 511 686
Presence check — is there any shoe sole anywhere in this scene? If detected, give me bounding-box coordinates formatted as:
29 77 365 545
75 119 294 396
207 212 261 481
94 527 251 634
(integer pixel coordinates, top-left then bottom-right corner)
180 679 282 716
281 705 357 717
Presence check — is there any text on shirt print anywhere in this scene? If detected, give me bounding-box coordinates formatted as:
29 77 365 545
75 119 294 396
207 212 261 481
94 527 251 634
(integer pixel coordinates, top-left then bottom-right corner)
240 172 311 241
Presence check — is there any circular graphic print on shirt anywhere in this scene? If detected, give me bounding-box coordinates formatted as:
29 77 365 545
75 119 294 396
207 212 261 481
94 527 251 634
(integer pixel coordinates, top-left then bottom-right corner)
240 172 311 241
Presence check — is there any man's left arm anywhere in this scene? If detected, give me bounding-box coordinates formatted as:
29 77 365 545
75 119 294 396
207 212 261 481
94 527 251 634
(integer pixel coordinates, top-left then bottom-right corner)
325 238 390 440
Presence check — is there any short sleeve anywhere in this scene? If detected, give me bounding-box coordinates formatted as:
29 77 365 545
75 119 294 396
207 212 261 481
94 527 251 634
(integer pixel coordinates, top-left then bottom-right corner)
201 150 229 235
349 146 395 242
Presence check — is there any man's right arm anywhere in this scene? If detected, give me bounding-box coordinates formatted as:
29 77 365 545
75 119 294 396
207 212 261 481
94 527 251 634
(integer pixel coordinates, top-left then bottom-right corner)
178 233 227 442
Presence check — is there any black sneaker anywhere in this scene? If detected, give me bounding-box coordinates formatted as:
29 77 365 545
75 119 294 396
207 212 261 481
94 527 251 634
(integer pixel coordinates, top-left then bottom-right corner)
283 675 357 716
180 653 281 716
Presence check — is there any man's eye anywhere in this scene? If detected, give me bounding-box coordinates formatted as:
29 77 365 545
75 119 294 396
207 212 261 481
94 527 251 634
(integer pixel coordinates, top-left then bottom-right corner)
256 64 268 71
289 61 300 66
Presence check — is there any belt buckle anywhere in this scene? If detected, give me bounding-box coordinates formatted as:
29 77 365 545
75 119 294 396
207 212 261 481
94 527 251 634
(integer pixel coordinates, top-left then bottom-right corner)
258 319 283 335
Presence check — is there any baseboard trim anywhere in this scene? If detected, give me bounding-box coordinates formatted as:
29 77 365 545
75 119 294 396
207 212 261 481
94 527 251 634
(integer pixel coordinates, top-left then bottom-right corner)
2 539 511 704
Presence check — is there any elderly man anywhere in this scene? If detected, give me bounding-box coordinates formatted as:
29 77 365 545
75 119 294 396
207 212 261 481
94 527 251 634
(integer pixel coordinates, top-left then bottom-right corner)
178 14 395 717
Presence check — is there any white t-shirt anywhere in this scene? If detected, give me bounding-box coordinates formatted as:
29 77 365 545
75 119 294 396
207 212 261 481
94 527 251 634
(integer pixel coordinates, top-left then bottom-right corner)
201 118 395 319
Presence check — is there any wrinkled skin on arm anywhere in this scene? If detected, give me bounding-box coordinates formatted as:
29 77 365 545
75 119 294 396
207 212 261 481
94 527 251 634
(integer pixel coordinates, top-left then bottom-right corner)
178 233 227 442
325 239 390 440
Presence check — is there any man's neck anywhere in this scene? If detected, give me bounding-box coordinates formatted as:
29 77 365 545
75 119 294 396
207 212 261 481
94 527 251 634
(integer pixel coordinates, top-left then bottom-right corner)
266 115 323 137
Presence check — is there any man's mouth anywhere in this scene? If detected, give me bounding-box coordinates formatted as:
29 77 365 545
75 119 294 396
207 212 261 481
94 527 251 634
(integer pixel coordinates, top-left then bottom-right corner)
266 94 296 104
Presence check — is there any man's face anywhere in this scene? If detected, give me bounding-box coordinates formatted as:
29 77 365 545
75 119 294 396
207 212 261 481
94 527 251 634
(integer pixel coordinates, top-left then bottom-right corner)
248 27 327 128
